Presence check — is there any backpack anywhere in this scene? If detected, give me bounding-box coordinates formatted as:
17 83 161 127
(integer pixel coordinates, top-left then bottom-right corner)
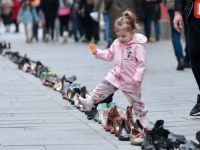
86 0 94 5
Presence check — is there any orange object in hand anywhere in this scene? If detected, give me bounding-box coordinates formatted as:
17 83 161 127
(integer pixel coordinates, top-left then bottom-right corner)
89 44 96 51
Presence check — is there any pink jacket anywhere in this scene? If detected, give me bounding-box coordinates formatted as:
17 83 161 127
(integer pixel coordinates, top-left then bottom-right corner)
95 33 147 93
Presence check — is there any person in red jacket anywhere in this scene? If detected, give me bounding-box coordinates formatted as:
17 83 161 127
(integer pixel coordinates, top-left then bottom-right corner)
11 0 20 32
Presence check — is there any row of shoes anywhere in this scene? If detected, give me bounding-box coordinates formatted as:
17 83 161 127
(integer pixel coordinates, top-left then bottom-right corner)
1 41 200 149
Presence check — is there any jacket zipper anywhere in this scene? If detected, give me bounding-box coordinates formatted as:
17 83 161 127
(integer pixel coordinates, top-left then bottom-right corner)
187 0 193 22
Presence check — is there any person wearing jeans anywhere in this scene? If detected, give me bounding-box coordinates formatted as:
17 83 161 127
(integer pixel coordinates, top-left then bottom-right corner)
168 10 190 70
72 14 83 42
163 0 190 70
103 12 113 48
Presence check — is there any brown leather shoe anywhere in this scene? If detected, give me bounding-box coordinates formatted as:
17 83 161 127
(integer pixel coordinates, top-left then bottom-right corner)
126 106 134 132
114 119 122 137
108 106 121 134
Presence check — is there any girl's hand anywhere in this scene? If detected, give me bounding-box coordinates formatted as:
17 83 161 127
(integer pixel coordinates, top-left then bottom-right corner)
92 49 97 55
132 80 140 87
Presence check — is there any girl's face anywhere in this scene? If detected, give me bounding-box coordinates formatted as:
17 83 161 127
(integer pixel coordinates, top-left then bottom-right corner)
116 29 135 44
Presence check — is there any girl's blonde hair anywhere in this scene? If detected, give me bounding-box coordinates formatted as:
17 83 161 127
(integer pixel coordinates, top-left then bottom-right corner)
115 10 139 32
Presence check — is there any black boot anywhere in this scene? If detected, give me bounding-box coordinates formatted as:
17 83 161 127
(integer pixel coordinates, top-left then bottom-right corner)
141 130 154 150
190 94 200 116
151 120 169 149
177 59 184 70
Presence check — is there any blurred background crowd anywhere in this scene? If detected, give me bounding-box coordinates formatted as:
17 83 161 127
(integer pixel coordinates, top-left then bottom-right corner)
0 0 189 70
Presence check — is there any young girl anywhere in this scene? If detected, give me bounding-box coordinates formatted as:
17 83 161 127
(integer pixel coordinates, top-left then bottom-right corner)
17 0 39 43
78 10 149 128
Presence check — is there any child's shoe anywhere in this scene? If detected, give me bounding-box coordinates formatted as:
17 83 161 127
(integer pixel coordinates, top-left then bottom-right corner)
77 94 94 111
139 114 149 128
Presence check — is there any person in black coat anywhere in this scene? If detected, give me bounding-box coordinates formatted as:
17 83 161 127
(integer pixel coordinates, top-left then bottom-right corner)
141 0 161 42
39 0 59 42
78 0 99 44
174 0 200 117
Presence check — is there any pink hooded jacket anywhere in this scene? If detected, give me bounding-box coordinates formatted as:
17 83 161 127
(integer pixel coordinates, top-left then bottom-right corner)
95 33 147 93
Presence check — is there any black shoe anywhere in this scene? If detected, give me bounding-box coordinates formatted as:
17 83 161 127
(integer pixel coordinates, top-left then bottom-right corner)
190 94 200 116
196 131 200 143
141 130 154 150
75 37 79 42
184 62 191 68
69 30 73 37
156 36 159 41
151 120 169 149
87 106 97 120
177 59 184 70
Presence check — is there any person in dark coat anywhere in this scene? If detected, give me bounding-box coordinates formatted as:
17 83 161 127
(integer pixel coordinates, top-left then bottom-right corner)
0 0 13 32
142 0 161 42
39 0 59 42
174 0 200 116
79 0 99 44
11 0 20 32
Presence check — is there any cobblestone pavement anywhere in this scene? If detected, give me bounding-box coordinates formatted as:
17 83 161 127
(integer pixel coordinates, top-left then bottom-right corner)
0 25 200 150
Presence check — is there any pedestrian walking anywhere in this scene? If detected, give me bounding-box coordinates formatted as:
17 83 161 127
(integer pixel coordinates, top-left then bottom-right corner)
79 0 99 44
174 0 200 116
40 0 59 42
163 0 190 70
57 0 73 43
17 0 39 43
78 10 149 128
11 0 20 33
141 0 161 42
94 0 113 48
31 0 40 42
71 0 83 42
0 0 13 32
